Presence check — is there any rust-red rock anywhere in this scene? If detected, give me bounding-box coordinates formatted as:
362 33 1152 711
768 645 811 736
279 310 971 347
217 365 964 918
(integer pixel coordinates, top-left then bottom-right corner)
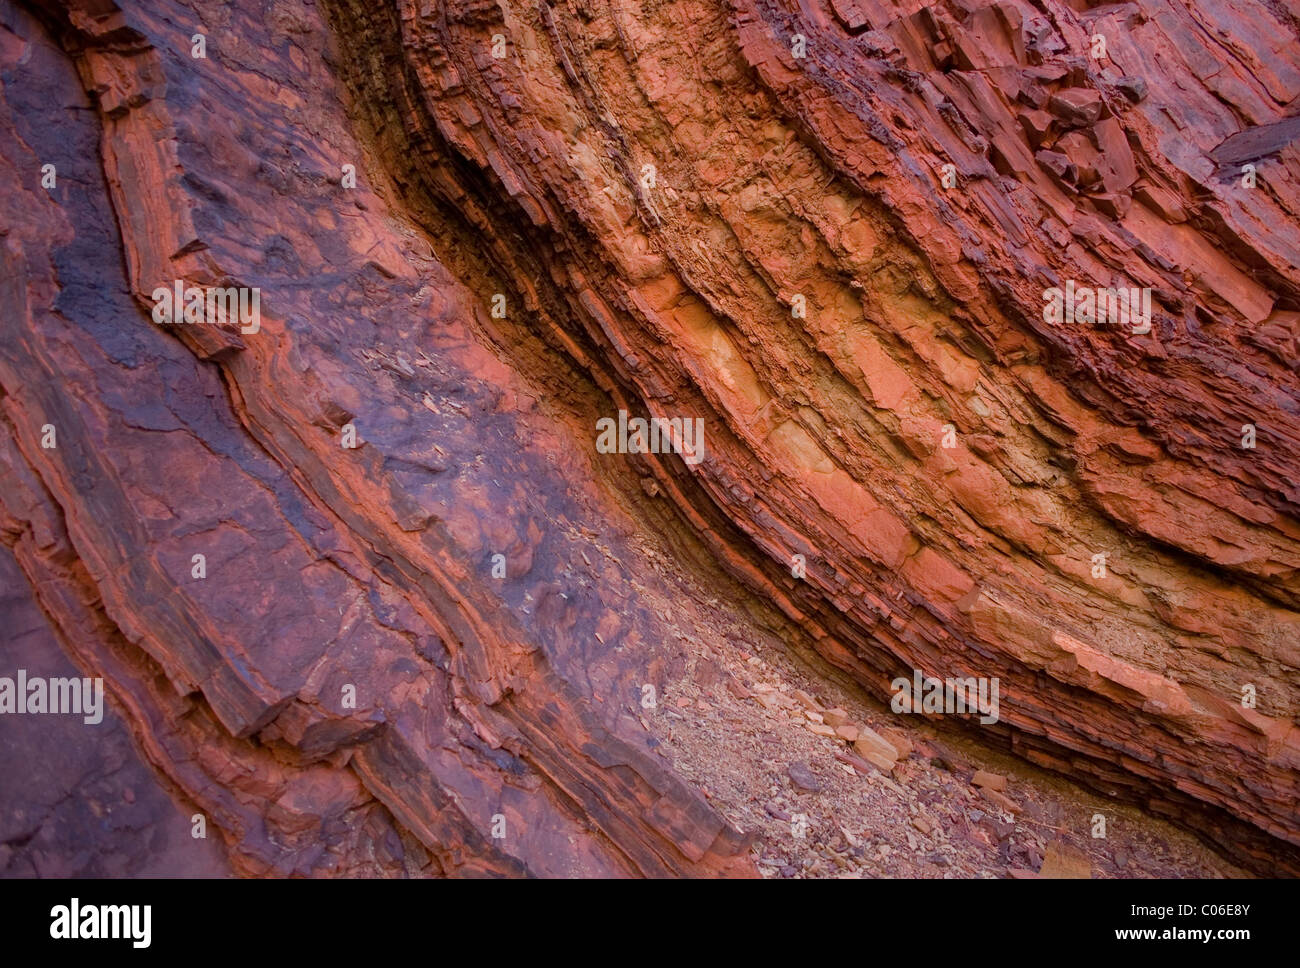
1 0 1297 876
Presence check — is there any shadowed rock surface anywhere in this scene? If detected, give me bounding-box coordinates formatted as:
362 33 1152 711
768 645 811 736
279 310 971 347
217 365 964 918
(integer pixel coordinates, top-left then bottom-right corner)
0 0 1296 876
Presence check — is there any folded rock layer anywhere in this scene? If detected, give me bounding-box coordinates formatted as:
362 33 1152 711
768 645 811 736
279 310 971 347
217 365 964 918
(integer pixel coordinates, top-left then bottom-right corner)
1 0 1297 875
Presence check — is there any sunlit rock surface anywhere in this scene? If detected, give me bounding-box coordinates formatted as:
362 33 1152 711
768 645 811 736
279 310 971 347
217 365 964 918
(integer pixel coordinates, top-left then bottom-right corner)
1 0 1297 876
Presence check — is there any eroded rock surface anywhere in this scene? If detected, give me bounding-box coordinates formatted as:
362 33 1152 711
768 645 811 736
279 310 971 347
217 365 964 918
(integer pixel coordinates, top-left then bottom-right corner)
1 0 1297 876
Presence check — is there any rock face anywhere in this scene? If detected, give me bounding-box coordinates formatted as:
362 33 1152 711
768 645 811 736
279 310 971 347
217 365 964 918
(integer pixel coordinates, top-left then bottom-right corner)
0 0 1297 876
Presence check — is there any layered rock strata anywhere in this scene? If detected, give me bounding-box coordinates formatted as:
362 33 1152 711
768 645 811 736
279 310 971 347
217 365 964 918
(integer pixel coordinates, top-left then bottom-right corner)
1 0 1297 875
